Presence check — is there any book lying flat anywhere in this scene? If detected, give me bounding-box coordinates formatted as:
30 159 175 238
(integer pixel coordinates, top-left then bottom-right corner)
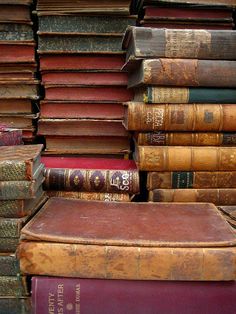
18 198 236 280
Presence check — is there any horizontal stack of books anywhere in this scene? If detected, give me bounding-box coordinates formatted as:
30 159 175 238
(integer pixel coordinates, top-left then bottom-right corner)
0 0 39 143
36 0 135 158
122 25 236 207
0 144 47 313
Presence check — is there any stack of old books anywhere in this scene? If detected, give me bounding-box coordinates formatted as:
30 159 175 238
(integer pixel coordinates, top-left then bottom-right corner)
17 198 236 313
131 0 235 29
36 0 135 157
0 144 47 313
122 25 236 206
0 0 39 143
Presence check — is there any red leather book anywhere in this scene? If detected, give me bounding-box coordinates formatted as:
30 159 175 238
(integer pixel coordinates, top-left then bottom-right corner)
0 128 23 146
44 86 133 102
41 72 128 86
32 277 236 314
40 101 124 119
0 43 35 63
40 54 125 71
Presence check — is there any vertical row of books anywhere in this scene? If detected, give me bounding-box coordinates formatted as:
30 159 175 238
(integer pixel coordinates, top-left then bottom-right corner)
36 0 140 202
0 0 39 143
123 1 236 216
0 144 46 313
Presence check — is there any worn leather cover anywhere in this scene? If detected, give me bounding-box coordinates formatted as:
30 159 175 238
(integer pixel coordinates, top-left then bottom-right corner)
18 198 236 280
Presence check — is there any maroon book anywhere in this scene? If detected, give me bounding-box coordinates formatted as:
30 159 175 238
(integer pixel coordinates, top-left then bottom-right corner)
32 277 236 314
0 127 23 146
0 43 35 63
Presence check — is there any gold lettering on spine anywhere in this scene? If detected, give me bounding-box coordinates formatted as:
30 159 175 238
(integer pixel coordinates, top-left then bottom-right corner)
152 87 189 103
165 30 211 58
145 106 165 129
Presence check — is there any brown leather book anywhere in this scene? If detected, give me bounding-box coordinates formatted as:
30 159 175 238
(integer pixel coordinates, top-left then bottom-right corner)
149 188 236 205
123 102 236 132
18 198 236 280
135 146 236 171
128 59 236 88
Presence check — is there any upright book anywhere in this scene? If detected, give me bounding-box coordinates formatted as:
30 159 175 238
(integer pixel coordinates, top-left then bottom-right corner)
18 198 236 280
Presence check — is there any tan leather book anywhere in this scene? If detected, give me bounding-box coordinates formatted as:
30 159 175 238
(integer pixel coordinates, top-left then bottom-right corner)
18 198 236 280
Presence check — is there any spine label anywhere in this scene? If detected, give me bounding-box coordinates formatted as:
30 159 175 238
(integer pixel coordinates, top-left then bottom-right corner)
172 172 193 188
223 133 236 145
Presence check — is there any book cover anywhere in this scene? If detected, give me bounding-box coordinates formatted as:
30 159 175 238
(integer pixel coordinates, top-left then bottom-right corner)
0 128 23 146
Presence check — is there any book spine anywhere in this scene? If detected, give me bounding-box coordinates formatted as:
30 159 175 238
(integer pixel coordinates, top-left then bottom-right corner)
0 84 38 100
18 242 236 280
141 59 236 87
0 161 32 181
0 130 23 146
0 181 37 200
0 238 18 253
0 44 35 63
44 168 139 194
147 171 236 189
0 254 20 276
31 277 236 314
0 276 29 297
46 191 131 202
149 188 236 205
137 132 236 146
136 146 236 171
0 298 31 314
144 87 236 103
125 103 236 131
0 200 25 218
0 218 23 238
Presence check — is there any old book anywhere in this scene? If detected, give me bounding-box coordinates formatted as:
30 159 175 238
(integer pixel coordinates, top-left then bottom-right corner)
42 156 139 194
0 4 31 22
135 146 236 171
38 34 123 54
0 99 32 114
32 277 236 314
0 144 43 181
0 188 47 218
0 128 22 146
218 205 236 219
46 191 131 202
0 81 39 100
44 136 131 156
0 164 44 200
18 198 236 280
0 276 28 297
124 103 236 131
41 72 128 86
139 20 234 29
149 188 236 205
0 254 19 276
128 59 236 88
38 119 128 137
40 101 124 119
147 171 236 189
0 43 35 63
122 27 236 63
0 23 33 41
0 298 31 314
136 0 236 7
39 54 126 71
44 86 133 101
134 86 236 103
0 113 38 129
38 15 136 34
135 131 236 146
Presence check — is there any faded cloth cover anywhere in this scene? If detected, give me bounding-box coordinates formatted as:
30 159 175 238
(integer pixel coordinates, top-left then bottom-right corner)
18 198 236 280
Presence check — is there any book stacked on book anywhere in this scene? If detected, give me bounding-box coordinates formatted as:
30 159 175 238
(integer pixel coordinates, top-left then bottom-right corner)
0 144 47 313
0 0 39 143
131 0 235 29
0 125 23 146
17 198 236 313
41 155 140 202
36 0 136 157
122 26 236 205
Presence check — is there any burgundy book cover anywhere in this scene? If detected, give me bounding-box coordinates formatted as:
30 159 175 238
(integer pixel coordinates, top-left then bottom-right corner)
32 277 236 314
44 86 134 102
0 127 23 146
40 101 124 119
0 44 35 63
140 22 233 29
39 54 125 71
144 6 233 19
41 72 128 86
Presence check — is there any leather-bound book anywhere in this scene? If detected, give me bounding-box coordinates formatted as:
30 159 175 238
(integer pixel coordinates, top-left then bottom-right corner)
18 198 236 280
128 59 236 88
0 128 22 146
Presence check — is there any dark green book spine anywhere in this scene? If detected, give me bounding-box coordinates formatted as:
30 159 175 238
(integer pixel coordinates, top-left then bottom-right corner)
189 88 236 103
0 298 31 314
0 254 20 276
0 238 19 253
0 218 24 238
38 15 136 33
0 24 33 41
0 276 29 297
38 35 123 53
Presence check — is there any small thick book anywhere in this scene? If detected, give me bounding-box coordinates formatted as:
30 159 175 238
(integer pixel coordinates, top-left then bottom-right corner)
0 80 39 100
18 198 236 280
0 23 33 41
42 156 139 194
0 128 22 146
31 277 236 314
0 42 35 63
0 276 28 297
0 99 32 114
127 59 236 88
0 298 31 314
122 27 236 63
0 144 43 181
0 253 19 276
